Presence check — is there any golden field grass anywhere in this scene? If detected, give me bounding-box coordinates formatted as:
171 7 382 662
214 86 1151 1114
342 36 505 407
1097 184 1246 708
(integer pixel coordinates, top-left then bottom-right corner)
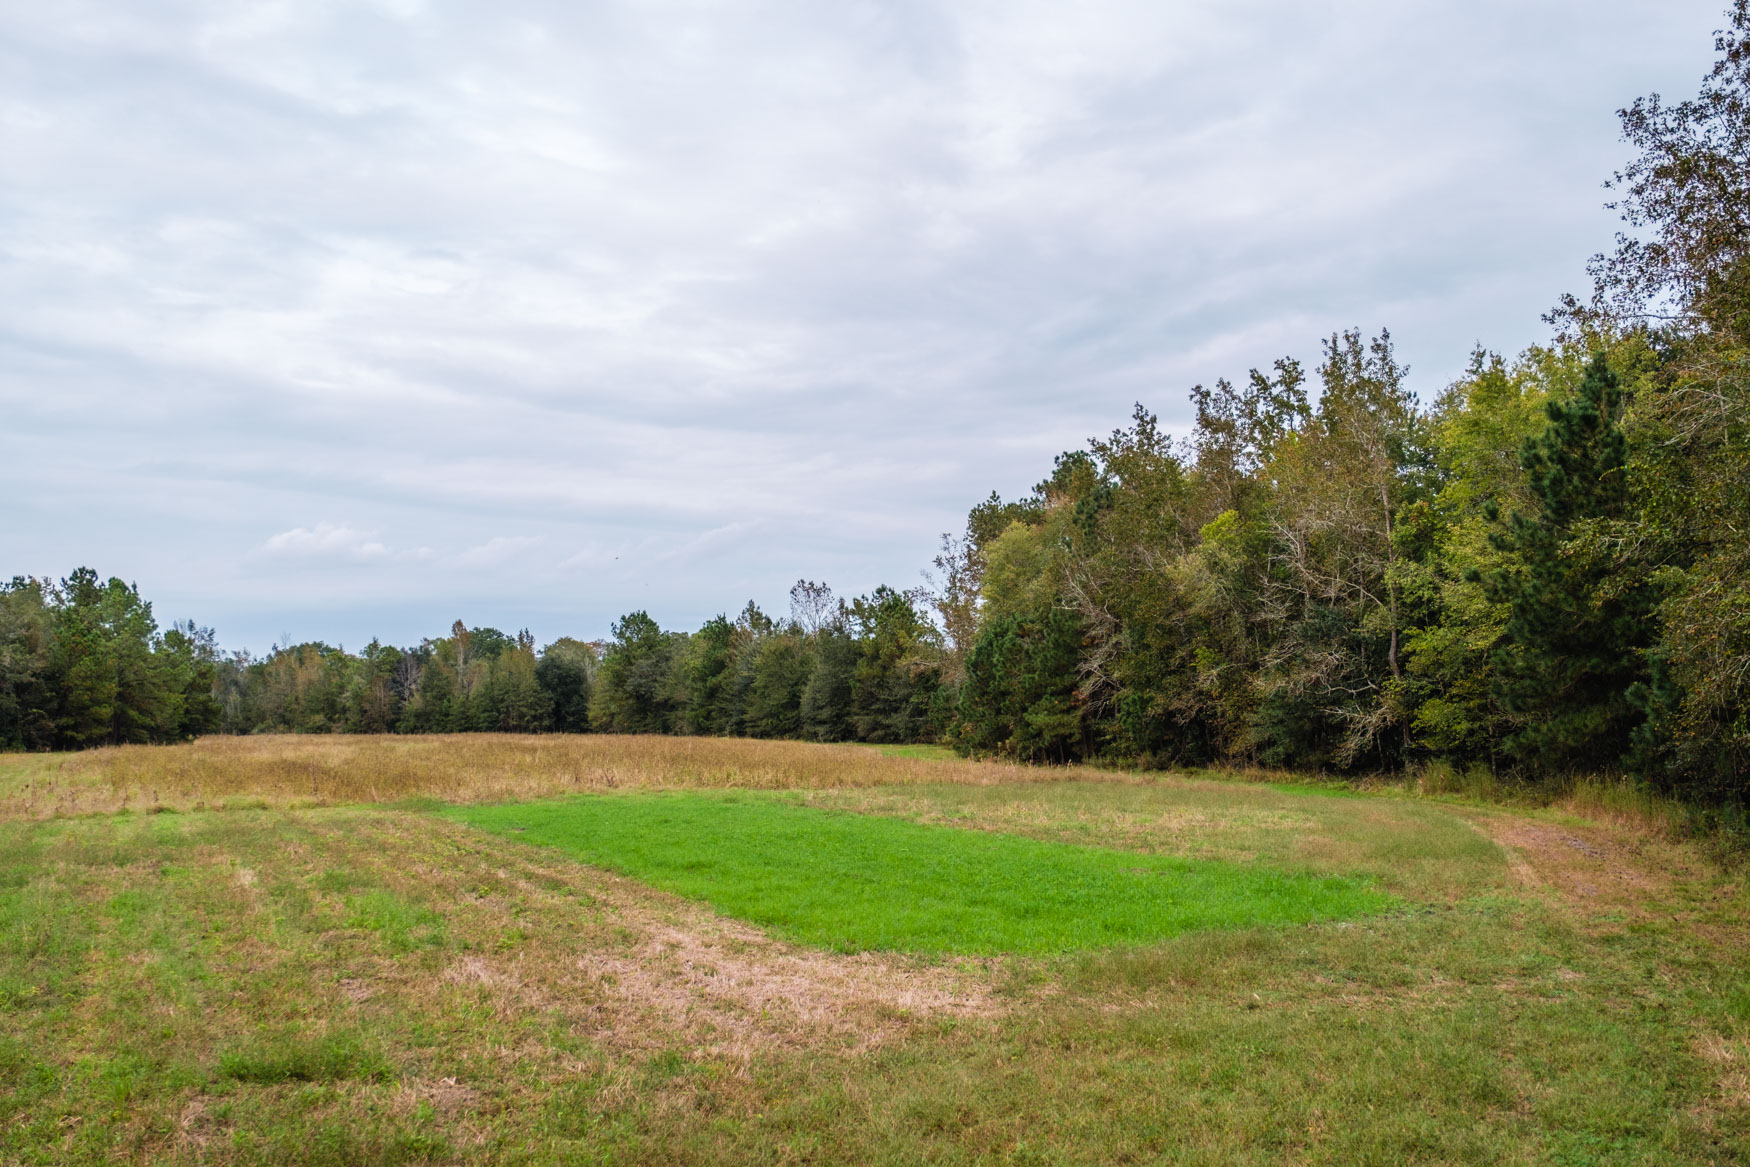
0 733 1066 819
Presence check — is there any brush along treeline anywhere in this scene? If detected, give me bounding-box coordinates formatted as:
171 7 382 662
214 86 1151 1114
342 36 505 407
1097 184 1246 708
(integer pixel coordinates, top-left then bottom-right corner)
5 7 1750 809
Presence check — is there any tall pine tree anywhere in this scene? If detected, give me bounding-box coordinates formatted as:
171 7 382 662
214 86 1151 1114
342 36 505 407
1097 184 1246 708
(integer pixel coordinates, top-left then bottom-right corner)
1487 355 1654 771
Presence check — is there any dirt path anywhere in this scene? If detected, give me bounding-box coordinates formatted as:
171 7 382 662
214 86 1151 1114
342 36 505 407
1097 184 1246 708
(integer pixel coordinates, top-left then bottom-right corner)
1468 811 1674 915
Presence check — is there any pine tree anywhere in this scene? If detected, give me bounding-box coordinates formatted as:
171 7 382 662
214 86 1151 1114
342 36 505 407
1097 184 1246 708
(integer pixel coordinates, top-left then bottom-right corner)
0 577 57 750
1486 355 1654 771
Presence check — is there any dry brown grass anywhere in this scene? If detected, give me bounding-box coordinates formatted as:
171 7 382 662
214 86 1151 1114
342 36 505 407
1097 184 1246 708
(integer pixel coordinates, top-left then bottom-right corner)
1696 1033 1750 1114
0 734 1073 819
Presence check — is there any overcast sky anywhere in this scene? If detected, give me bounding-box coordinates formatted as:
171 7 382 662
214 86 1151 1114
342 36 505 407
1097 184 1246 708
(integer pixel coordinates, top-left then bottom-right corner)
0 0 1727 652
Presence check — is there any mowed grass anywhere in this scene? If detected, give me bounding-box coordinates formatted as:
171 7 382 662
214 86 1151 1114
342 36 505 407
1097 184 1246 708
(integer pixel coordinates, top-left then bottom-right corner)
783 778 1508 902
0 737 1746 1164
449 792 1394 954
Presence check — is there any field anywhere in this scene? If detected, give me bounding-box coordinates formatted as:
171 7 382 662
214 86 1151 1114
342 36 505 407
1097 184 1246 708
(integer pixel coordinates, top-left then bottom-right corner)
2 736 1747 1165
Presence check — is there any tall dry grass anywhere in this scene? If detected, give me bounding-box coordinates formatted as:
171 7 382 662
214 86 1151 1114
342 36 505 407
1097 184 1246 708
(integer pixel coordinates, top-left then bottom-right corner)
0 734 1074 819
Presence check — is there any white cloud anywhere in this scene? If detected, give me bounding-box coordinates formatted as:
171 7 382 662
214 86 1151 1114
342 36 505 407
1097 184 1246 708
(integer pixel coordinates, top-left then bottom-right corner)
258 523 388 562
455 535 544 570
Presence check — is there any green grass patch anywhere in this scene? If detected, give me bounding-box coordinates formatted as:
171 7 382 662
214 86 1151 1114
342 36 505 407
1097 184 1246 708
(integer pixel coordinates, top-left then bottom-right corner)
446 792 1395 954
218 1030 390 1085
343 889 447 953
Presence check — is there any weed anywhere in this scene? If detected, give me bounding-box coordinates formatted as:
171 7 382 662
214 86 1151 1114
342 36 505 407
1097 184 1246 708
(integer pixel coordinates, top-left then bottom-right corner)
6 733 1074 818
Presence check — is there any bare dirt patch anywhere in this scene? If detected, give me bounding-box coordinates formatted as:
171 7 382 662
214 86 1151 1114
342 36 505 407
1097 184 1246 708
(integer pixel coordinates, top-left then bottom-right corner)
393 1077 482 1118
337 977 374 1003
174 1095 231 1152
436 864 1005 1063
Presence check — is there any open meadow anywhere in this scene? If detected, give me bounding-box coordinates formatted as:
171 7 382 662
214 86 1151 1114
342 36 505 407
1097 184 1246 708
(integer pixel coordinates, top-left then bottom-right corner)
2 735 1746 1165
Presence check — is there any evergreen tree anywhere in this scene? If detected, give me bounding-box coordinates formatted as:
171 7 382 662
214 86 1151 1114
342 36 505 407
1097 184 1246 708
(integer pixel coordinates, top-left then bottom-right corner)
848 587 940 743
50 569 170 747
484 631 554 731
957 607 1085 762
677 616 734 734
0 578 56 750
800 628 857 742
535 638 596 733
1486 355 1654 770
157 621 223 739
744 633 812 738
591 611 678 733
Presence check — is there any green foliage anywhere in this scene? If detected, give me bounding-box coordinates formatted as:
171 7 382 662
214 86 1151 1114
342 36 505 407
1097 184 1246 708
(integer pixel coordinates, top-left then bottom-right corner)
2 567 957 752
577 585 945 748
534 637 594 733
1485 355 1656 771
847 586 942 743
800 627 858 741
590 610 680 733
958 607 1085 762
1580 4 1750 800
1399 347 1555 762
480 631 553 732
0 570 223 750
0 579 55 751
742 633 812 738
675 614 734 734
939 317 1734 801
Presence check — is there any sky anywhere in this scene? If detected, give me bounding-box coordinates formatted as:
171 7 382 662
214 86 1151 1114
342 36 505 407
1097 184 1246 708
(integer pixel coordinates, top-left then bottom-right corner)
0 0 1729 652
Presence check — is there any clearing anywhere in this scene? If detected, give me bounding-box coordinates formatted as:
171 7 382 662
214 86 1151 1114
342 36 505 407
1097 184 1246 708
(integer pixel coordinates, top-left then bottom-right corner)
1 735 1745 1165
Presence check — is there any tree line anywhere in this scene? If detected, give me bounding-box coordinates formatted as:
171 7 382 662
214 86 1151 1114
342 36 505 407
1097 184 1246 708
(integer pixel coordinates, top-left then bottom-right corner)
5 7 1750 806
0 578 942 749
